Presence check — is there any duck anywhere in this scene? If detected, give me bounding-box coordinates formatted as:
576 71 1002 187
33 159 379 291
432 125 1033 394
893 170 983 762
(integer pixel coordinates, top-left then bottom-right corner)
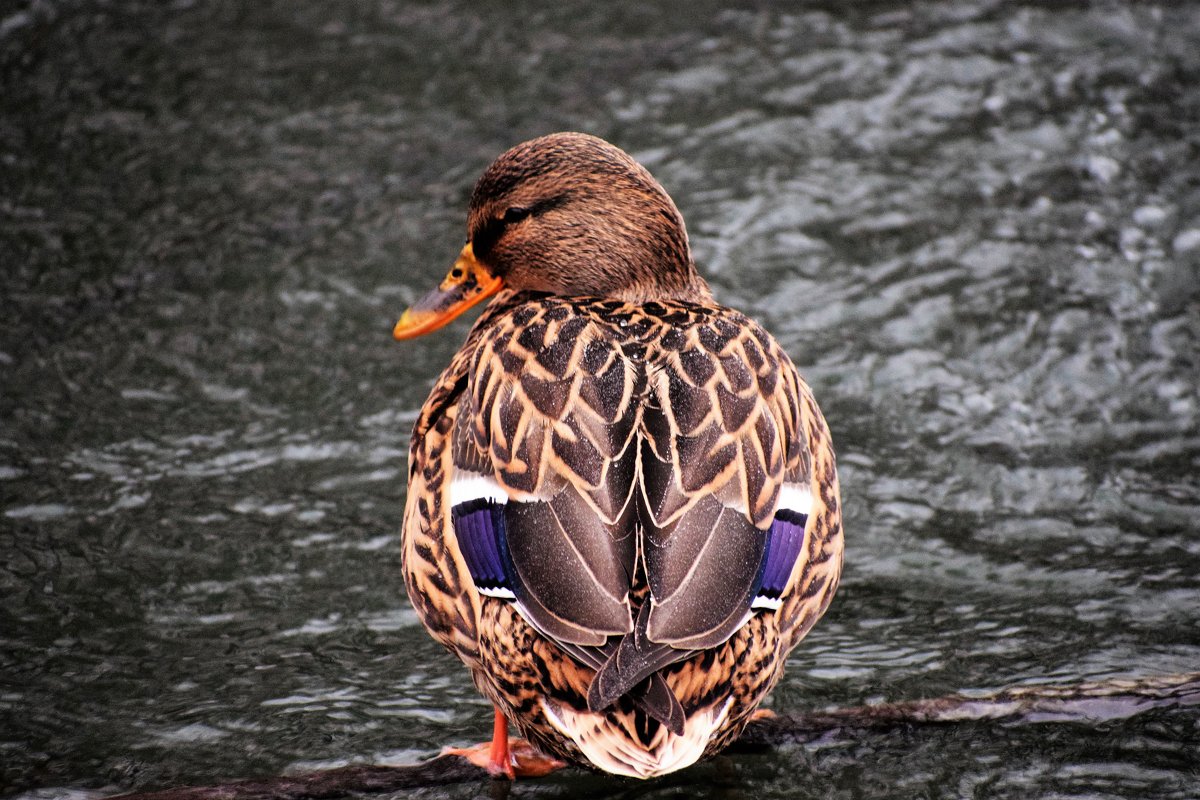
393 132 843 780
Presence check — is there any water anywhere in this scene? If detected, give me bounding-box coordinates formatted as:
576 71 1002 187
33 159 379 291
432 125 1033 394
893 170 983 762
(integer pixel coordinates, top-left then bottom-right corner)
3 1 1199 798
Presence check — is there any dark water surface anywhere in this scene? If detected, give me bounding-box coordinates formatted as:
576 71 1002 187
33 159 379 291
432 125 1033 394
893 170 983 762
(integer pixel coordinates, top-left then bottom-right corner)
3 1 1199 798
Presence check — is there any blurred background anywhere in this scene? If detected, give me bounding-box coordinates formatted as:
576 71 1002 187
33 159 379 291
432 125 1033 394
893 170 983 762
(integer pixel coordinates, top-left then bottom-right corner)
2 1 1198 798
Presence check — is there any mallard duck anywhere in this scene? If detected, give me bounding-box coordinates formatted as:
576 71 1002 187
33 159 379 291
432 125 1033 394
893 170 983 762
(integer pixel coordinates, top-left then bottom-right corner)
394 132 842 779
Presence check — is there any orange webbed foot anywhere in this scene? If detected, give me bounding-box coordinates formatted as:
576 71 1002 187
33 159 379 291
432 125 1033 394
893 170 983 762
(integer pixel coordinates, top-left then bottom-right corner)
443 707 565 780
507 739 566 778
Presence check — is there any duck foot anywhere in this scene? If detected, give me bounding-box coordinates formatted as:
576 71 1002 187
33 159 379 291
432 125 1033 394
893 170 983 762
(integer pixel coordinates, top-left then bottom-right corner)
443 707 566 780
749 708 778 722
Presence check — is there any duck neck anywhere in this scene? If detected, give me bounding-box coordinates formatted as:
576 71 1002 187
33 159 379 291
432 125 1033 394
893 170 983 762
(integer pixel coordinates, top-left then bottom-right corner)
613 270 714 304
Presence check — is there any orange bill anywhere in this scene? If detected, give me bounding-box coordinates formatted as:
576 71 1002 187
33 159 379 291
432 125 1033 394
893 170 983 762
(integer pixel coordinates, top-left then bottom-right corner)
393 243 503 340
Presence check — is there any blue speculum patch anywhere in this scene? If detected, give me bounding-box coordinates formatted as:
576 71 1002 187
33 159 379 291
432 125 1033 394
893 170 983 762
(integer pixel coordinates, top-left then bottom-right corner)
451 499 515 597
752 509 809 608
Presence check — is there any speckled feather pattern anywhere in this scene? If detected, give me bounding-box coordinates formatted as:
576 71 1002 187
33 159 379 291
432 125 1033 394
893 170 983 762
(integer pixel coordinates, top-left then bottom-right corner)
402 288 843 772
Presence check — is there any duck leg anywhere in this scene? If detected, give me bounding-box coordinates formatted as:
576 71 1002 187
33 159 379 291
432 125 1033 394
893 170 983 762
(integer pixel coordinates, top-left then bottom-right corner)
488 706 513 779
444 706 566 780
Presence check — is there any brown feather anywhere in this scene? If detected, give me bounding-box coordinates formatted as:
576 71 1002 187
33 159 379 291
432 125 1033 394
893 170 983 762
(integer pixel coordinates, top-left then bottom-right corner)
400 133 843 778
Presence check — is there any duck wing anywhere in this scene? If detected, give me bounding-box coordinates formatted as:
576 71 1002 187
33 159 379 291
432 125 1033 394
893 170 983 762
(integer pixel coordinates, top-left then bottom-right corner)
447 297 812 726
448 298 643 646
588 309 813 707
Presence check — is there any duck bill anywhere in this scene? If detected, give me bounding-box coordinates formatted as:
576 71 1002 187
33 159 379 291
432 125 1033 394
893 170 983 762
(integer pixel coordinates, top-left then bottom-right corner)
393 243 503 340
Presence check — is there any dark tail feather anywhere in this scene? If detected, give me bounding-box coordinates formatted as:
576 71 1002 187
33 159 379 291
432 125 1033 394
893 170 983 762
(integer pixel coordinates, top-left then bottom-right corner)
640 673 686 735
586 603 691 734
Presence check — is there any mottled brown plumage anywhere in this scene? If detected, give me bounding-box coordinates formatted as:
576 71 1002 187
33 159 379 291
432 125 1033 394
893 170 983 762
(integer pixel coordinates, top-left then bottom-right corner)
398 132 842 778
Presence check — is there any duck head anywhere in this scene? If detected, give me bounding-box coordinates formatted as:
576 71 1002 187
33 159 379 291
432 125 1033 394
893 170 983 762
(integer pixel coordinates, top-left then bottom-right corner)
394 132 712 340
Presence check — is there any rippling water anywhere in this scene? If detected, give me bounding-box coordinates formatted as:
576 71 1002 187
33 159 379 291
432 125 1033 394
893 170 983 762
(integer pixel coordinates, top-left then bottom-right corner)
3 2 1199 798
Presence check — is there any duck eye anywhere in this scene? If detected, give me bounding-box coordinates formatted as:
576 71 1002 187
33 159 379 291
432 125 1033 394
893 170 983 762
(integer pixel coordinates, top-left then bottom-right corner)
502 206 532 224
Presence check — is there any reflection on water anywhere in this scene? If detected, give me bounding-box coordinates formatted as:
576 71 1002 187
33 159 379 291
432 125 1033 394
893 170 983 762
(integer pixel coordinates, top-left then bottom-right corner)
3 1 1198 798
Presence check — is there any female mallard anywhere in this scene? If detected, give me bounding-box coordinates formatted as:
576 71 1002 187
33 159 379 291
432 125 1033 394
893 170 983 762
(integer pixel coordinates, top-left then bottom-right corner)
394 132 842 779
